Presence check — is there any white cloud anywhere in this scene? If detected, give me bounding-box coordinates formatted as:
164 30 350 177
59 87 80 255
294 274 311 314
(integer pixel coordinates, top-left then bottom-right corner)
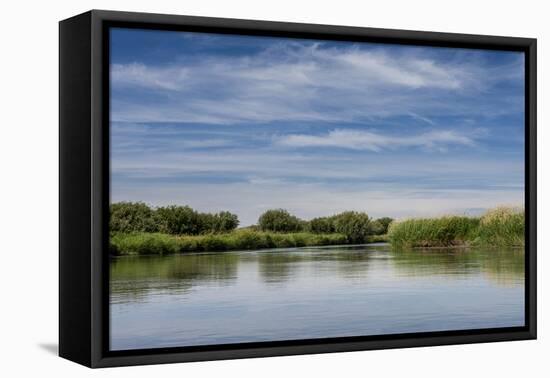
111 142 522 185
111 63 187 91
333 48 464 89
110 127 523 225
110 43 524 125
275 128 484 151
112 45 468 92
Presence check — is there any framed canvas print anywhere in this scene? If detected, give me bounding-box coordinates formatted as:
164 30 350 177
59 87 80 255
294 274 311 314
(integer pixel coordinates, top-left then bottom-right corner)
59 10 536 368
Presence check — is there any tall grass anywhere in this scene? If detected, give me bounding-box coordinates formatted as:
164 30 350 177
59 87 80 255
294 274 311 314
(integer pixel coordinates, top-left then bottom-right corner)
388 207 524 248
110 230 351 256
110 232 179 255
476 207 524 247
388 216 479 248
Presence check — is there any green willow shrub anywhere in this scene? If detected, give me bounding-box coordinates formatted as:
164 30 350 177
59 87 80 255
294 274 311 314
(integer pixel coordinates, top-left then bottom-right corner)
372 217 394 235
110 202 159 233
156 205 202 235
308 216 336 233
332 211 373 243
208 211 240 233
154 206 240 235
110 203 240 236
258 209 304 232
309 212 383 240
370 220 384 235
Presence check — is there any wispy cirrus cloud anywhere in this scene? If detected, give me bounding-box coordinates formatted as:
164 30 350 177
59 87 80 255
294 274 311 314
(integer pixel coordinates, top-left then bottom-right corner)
275 128 487 152
111 42 524 125
111 44 468 92
111 63 187 91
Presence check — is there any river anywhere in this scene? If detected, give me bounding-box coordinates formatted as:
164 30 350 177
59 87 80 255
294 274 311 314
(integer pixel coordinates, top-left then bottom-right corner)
110 243 524 350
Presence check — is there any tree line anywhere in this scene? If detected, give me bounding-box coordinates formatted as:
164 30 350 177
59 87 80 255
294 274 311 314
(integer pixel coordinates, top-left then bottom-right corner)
257 209 392 242
110 202 393 243
110 202 239 235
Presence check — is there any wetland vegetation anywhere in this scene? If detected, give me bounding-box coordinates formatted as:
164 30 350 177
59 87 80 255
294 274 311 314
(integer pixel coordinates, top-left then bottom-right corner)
109 202 389 256
388 207 524 248
109 202 523 256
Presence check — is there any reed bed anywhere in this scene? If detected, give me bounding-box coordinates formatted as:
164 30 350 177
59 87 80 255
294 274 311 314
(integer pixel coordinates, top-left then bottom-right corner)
388 207 524 248
476 207 525 247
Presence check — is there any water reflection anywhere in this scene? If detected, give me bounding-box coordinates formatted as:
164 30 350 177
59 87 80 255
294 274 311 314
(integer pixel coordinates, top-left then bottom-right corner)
111 245 524 300
110 253 239 303
257 252 302 284
110 244 525 350
389 246 524 285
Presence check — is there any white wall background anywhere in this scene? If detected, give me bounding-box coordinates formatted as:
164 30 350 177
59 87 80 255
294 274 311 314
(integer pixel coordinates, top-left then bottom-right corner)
0 0 546 376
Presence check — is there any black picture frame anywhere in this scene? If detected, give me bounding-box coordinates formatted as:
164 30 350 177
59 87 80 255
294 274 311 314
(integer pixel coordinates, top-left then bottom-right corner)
59 9 537 368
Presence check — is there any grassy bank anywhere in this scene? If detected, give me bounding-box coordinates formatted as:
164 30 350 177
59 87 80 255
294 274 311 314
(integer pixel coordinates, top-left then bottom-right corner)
388 207 524 248
109 230 389 256
109 204 522 254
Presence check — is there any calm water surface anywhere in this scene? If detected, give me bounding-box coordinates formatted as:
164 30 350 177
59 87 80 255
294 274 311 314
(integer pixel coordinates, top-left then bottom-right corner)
110 244 524 350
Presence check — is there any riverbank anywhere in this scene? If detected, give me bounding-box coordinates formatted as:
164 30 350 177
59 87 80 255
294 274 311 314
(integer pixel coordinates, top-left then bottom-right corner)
110 230 389 256
108 205 523 254
388 207 524 248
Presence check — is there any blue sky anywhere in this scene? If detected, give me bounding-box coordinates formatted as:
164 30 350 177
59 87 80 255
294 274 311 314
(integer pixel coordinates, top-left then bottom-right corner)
110 28 525 226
